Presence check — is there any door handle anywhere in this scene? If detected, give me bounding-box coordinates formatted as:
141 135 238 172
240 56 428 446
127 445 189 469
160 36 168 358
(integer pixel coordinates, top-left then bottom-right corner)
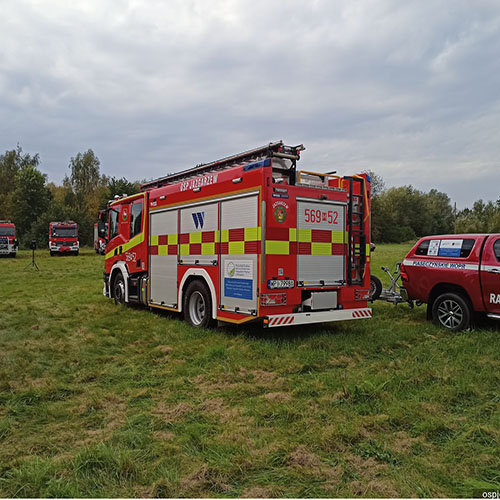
487 268 500 274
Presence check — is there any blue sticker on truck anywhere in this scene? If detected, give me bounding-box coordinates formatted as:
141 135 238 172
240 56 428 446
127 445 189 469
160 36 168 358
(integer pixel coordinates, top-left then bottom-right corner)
224 260 253 300
438 239 462 257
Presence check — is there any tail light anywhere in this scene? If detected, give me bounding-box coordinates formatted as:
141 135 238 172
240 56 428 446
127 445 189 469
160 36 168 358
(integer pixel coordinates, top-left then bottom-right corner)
260 293 286 306
400 263 409 282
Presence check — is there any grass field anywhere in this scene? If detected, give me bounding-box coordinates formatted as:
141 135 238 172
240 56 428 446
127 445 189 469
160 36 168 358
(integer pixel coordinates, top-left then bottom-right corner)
1 245 499 498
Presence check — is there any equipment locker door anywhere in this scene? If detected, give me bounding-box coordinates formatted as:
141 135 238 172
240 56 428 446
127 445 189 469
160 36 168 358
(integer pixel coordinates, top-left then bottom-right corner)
296 199 346 286
179 202 219 265
149 209 178 307
481 236 500 314
219 194 259 314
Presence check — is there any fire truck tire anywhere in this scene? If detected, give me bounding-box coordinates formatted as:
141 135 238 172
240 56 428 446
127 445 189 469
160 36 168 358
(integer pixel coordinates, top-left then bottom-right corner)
183 280 214 328
432 292 472 331
112 272 126 305
50 251 54 257
370 275 382 301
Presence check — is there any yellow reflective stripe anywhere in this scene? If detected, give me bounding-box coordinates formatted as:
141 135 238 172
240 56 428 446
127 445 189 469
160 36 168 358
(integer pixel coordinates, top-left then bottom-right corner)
105 231 144 259
366 243 371 254
221 229 229 242
228 241 245 254
289 228 297 241
266 240 289 255
150 234 159 246
158 245 168 256
201 242 215 255
298 228 311 242
189 232 202 244
215 230 220 242
244 227 259 241
180 243 189 255
168 234 178 245
311 242 331 255
332 231 344 244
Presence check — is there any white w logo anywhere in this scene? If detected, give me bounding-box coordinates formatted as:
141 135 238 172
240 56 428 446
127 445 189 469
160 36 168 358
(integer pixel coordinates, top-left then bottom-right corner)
192 212 205 229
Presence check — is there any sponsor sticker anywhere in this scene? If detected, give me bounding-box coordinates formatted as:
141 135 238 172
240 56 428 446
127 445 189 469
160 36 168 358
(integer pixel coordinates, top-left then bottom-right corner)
428 239 440 256
224 260 253 300
438 239 463 257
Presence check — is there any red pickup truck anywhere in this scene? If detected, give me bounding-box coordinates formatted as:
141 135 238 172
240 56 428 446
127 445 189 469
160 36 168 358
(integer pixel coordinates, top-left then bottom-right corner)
400 234 500 330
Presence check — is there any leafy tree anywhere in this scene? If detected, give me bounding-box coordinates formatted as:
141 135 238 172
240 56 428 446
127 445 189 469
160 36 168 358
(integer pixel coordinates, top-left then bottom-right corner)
63 149 107 245
10 165 52 246
0 145 40 219
99 176 140 209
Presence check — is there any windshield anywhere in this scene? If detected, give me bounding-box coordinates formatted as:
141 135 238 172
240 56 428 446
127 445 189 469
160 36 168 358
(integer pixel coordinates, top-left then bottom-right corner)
52 227 77 238
0 227 15 236
98 221 107 238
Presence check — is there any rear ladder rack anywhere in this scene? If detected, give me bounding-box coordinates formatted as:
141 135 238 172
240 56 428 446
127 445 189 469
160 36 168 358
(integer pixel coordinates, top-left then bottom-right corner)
346 176 367 285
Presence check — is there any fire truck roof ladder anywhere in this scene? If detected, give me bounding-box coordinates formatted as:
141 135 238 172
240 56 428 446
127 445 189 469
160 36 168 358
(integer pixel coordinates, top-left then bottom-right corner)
346 176 367 286
140 141 305 191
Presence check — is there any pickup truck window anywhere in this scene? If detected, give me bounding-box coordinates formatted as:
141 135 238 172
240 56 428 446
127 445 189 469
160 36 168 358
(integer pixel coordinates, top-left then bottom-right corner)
415 240 429 255
494 239 500 262
415 238 475 258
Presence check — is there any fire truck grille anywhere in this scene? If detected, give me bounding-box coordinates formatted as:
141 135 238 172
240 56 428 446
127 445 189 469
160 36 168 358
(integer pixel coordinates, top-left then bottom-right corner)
55 241 73 246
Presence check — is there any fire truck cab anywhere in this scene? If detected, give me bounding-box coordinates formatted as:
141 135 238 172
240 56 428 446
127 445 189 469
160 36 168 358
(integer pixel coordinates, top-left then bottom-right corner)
0 221 18 257
103 141 372 328
49 221 79 256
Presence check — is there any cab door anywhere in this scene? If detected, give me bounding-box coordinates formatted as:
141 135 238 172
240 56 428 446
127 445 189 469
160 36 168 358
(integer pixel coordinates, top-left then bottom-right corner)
106 203 131 262
481 235 500 314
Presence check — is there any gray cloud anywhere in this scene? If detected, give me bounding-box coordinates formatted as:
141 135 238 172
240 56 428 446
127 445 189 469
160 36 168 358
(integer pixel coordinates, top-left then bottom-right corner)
1 0 499 207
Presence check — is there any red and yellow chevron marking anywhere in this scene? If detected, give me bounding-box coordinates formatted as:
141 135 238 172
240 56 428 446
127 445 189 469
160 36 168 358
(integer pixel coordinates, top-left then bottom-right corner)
149 226 348 256
149 227 262 255
265 227 347 255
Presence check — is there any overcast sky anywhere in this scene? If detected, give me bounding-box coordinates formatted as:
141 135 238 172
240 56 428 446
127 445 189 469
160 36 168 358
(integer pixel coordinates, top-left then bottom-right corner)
1 0 499 208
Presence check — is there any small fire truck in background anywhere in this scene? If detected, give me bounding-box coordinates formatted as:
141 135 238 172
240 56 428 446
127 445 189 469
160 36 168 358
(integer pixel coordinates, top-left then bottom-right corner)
0 221 18 257
49 221 79 256
94 210 107 255
102 141 372 328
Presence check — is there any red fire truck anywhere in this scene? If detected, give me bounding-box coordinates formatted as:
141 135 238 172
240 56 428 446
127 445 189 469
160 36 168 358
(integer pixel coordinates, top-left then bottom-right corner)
49 221 79 256
103 141 372 328
0 220 18 257
94 210 107 255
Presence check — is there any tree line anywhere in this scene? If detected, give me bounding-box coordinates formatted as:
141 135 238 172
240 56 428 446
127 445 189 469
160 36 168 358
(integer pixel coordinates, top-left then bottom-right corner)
368 171 500 242
0 146 498 248
0 146 139 247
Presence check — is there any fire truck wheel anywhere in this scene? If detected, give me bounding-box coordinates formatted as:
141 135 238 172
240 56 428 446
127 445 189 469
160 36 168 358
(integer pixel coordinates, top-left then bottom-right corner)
183 280 214 328
370 275 382 301
50 251 54 257
432 292 472 331
113 273 126 305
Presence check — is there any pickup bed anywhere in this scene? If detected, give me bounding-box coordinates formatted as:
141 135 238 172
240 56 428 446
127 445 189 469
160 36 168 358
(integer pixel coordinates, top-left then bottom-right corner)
400 234 500 330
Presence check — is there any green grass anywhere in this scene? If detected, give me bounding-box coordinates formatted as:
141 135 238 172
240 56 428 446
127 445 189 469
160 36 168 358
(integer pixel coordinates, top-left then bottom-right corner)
0 245 499 497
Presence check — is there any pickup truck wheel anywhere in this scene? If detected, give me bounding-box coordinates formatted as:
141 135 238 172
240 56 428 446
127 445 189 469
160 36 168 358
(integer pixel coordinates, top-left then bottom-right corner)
432 293 471 331
113 273 126 305
183 280 214 328
370 275 382 301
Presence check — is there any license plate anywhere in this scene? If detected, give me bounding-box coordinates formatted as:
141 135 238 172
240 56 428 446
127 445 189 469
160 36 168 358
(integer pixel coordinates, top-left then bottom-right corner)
268 279 295 289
